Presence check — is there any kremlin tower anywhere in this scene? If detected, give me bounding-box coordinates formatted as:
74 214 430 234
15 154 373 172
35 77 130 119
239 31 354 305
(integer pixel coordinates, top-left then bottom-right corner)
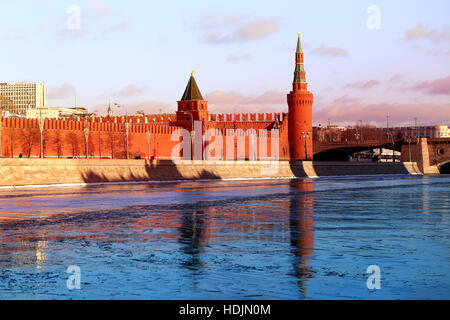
287 33 314 160
176 71 209 130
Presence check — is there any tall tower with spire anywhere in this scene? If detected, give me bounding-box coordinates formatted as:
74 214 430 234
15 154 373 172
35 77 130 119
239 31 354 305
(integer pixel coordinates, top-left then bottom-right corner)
287 33 313 160
176 71 209 130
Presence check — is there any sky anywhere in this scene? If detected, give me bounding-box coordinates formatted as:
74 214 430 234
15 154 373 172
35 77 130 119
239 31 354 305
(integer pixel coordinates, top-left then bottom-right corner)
0 0 449 126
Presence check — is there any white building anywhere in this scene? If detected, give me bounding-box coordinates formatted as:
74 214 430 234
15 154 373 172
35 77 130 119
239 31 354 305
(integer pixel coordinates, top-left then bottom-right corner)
0 82 46 115
26 106 89 119
398 125 450 138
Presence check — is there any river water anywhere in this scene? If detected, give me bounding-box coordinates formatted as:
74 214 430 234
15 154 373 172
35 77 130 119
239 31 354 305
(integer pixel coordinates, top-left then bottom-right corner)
0 175 449 299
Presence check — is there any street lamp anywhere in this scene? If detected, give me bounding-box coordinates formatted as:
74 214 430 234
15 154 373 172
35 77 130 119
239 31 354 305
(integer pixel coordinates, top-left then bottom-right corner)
387 132 395 163
84 124 89 159
301 131 311 160
38 107 44 159
406 136 412 163
114 103 129 159
328 118 331 142
114 102 128 117
414 117 418 138
93 109 102 159
146 128 151 160
359 120 363 141
355 133 360 162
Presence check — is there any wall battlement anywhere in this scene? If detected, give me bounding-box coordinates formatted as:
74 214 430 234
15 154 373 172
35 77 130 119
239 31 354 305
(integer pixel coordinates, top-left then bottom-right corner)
0 35 310 163
210 112 284 122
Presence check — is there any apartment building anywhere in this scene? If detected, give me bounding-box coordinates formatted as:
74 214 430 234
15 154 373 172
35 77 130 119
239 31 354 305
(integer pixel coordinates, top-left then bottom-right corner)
0 82 46 115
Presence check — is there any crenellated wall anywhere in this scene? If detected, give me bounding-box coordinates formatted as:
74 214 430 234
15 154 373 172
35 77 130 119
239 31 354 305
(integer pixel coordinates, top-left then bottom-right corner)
0 114 290 161
211 112 283 123
0 116 182 159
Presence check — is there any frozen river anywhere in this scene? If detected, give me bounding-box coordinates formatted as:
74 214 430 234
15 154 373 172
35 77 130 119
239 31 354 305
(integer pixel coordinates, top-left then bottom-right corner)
0 175 449 299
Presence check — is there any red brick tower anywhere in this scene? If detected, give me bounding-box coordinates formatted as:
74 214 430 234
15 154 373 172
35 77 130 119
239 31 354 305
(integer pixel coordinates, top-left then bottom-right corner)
287 33 313 160
176 71 209 130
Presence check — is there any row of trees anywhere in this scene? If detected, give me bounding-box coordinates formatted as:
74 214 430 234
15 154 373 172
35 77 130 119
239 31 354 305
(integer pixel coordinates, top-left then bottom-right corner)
314 125 403 143
2 128 134 159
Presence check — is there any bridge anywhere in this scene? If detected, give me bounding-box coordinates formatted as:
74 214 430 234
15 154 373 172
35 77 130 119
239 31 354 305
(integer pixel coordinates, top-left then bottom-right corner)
401 138 450 174
312 126 405 160
313 138 403 161
311 122 450 174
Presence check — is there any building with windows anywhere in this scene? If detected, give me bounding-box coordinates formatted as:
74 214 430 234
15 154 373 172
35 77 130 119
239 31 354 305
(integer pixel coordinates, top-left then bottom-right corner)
26 106 89 119
436 125 450 138
396 125 450 138
0 82 46 115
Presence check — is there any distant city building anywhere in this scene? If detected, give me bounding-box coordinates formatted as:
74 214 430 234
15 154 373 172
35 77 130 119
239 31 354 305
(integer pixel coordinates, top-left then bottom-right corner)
0 82 46 115
394 125 450 138
436 125 450 138
26 106 89 119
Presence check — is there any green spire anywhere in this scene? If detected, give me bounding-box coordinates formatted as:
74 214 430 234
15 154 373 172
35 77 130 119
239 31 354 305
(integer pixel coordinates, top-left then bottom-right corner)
293 33 307 84
296 32 303 53
181 71 204 101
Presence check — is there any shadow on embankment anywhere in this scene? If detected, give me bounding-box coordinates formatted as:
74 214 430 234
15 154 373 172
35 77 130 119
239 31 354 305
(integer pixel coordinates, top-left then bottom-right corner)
289 160 411 178
81 159 221 184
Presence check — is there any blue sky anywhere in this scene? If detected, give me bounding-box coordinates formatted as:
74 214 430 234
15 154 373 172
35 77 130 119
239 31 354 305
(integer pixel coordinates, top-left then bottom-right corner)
0 0 449 125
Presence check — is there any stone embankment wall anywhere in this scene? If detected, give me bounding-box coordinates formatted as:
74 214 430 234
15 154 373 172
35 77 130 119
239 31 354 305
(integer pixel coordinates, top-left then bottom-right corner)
0 159 421 187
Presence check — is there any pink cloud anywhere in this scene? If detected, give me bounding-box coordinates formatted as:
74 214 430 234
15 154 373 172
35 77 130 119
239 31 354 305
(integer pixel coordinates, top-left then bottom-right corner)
115 85 147 98
345 80 380 89
404 24 450 44
205 90 285 113
206 90 284 105
412 76 450 95
93 100 173 116
197 15 280 44
310 46 349 57
86 0 111 17
332 95 360 105
313 101 450 126
251 91 285 105
227 54 252 62
112 22 130 31
47 84 76 99
388 74 407 85
128 100 173 115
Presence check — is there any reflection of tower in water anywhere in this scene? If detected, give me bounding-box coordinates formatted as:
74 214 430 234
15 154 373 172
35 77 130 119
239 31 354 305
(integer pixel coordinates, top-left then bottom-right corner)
178 211 207 272
289 179 315 298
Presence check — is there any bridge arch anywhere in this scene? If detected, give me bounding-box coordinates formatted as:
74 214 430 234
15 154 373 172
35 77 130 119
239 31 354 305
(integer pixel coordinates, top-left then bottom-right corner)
437 160 450 174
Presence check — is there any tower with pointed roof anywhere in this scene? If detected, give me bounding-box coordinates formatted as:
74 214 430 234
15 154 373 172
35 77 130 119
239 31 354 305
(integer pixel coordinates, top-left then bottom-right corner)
176 71 209 129
287 33 313 160
107 102 113 118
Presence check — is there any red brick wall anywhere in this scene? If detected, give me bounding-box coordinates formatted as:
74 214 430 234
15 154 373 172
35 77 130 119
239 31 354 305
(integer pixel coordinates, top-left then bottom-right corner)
0 115 291 161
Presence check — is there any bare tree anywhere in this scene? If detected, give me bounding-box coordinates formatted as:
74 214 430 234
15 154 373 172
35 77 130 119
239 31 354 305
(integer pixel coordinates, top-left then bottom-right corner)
106 131 119 159
20 128 39 158
119 131 126 159
52 130 63 158
88 134 96 158
66 132 80 157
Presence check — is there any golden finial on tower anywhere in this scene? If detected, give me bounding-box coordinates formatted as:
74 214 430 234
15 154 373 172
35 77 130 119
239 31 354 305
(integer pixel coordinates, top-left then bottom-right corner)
191 70 195 76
